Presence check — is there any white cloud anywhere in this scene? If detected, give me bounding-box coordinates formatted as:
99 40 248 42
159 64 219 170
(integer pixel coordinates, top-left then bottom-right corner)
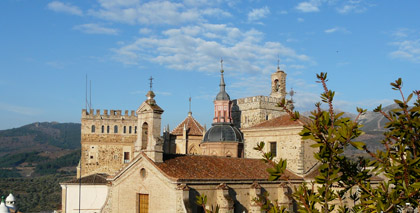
289 64 306 69
201 8 232 17
297 18 304 22
324 27 349 34
296 1 320 13
96 0 140 9
336 0 370 14
279 10 288 15
248 6 270 21
391 28 415 39
47 1 83 16
88 0 230 25
389 39 420 63
139 28 152 34
295 0 372 14
113 24 312 75
389 28 420 63
73 23 118 35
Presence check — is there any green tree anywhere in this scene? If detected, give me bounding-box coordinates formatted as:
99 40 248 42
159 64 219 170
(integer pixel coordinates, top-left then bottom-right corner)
264 73 420 212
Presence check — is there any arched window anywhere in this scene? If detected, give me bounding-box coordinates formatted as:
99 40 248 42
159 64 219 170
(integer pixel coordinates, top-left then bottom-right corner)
114 125 118 133
141 122 148 150
135 126 137 134
274 79 279 91
124 126 126 134
91 125 95 133
129 126 132 134
101 125 104 133
107 126 110 133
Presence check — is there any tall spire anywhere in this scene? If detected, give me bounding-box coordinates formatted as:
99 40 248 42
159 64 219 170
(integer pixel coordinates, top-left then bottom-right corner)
188 96 192 116
219 58 226 92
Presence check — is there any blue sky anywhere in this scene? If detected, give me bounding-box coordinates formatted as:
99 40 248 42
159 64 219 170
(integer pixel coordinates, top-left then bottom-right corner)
1 0 419 130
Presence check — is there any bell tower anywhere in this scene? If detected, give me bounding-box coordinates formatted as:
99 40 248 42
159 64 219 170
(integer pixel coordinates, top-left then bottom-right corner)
270 62 287 99
135 76 164 162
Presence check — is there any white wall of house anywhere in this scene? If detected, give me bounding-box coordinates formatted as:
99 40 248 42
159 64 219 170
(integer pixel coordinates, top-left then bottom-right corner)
61 184 108 213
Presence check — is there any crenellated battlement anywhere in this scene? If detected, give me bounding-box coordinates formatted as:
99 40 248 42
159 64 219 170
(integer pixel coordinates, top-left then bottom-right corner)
82 109 137 120
235 95 282 105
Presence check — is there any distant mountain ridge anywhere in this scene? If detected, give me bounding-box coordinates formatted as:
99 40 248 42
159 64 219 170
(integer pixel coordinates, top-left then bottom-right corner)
0 122 81 157
302 104 401 157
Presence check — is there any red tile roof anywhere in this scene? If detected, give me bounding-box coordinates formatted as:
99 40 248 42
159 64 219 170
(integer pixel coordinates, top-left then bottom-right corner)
171 114 204 136
243 114 311 130
154 154 303 181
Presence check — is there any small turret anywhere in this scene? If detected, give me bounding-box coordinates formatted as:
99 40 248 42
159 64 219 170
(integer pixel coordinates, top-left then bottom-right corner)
5 194 15 211
0 197 9 213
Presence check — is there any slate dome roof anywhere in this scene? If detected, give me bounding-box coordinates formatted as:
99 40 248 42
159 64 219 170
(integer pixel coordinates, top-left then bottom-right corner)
203 123 242 142
215 91 230 101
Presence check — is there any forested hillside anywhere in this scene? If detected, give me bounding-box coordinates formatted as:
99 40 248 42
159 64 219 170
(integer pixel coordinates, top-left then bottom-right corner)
0 122 81 212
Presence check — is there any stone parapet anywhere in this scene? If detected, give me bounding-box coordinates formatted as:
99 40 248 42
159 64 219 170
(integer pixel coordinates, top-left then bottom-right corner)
82 109 137 120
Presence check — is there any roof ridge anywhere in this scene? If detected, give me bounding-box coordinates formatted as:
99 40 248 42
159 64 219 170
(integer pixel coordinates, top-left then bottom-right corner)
170 116 189 134
190 116 204 133
171 115 204 135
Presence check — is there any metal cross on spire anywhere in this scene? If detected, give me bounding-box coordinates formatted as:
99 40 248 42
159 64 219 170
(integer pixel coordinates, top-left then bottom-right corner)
149 76 154 91
189 96 192 113
220 58 224 73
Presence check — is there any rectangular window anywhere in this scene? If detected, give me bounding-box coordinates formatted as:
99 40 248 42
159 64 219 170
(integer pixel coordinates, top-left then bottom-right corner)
270 142 277 157
138 194 149 213
129 126 132 134
124 152 130 163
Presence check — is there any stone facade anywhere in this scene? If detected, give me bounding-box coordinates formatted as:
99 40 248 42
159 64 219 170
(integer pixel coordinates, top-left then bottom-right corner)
102 153 302 213
241 115 318 175
103 157 179 213
80 109 138 177
232 67 293 129
232 96 287 129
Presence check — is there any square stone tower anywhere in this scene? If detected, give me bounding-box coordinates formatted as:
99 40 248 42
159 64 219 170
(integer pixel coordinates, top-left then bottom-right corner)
135 90 164 162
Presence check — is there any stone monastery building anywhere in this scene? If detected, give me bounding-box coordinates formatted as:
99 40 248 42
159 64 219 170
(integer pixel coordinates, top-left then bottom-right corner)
60 64 320 213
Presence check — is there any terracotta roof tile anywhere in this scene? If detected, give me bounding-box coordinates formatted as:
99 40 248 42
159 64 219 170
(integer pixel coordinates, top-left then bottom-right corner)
154 154 303 181
243 114 311 130
171 115 204 136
